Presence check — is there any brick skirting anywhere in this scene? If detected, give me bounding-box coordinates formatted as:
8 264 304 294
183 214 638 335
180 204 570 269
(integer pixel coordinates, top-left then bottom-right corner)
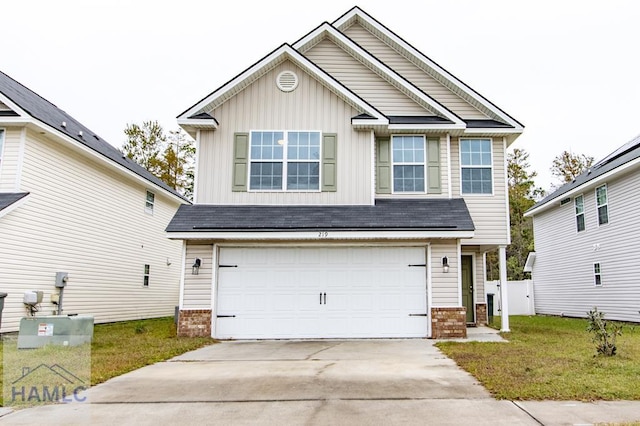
475 303 488 326
177 309 212 337
431 307 467 338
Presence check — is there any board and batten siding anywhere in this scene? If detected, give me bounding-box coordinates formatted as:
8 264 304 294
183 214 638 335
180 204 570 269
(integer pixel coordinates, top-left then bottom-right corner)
450 137 509 245
0 127 22 191
0 129 183 332
431 240 459 306
182 243 213 310
303 39 430 116
532 170 640 322
341 23 489 120
197 60 372 205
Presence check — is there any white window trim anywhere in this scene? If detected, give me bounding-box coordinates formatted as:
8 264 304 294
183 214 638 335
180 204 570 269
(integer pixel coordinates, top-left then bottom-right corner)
0 128 5 175
391 134 427 195
574 194 585 233
593 262 602 287
595 184 609 226
143 264 150 287
145 190 155 215
459 138 494 196
247 130 322 193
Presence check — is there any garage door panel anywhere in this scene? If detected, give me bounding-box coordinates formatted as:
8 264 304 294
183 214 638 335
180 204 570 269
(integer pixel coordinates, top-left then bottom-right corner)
215 247 428 339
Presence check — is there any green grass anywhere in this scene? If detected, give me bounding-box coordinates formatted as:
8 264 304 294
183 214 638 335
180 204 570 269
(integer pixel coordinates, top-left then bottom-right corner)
437 315 640 400
1 316 215 406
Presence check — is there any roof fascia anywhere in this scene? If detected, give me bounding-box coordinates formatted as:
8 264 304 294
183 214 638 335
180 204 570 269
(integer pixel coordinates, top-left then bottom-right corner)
525 155 640 217
178 43 387 124
293 23 464 126
27 120 187 205
167 230 475 240
333 7 524 131
0 193 30 219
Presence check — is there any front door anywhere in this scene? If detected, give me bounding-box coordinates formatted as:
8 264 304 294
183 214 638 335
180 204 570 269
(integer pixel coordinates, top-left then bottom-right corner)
461 255 474 323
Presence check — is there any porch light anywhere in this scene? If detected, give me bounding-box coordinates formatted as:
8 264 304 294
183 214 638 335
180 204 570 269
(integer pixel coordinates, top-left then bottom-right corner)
442 256 449 273
192 258 202 275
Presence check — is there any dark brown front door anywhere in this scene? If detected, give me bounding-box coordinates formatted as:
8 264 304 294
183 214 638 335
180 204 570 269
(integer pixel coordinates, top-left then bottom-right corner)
461 255 474 323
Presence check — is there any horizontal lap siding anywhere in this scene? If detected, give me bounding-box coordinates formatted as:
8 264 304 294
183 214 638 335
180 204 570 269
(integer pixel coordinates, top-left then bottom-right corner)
533 171 640 322
183 244 213 310
0 127 21 191
0 130 183 332
198 60 372 205
451 138 509 245
342 23 488 120
304 39 428 115
431 241 459 306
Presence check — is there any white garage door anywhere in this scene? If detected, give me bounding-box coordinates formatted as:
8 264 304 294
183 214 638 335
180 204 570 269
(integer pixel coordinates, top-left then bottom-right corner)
215 247 428 339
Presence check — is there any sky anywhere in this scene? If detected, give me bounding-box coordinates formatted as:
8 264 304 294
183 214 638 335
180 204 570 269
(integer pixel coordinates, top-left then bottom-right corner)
2 0 639 191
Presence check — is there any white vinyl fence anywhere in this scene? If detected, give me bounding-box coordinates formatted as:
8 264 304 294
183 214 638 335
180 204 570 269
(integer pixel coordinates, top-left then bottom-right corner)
485 280 535 316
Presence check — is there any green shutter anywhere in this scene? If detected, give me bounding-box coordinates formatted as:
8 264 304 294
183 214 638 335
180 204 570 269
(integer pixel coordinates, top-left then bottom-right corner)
376 137 391 194
426 137 441 194
232 133 249 192
322 133 337 192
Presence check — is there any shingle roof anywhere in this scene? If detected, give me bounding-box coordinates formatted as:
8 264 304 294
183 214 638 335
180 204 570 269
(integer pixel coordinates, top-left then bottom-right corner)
166 198 475 233
528 134 640 213
0 71 188 202
0 192 29 213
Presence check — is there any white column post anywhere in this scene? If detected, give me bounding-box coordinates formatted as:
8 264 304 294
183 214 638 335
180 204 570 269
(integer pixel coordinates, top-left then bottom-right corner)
499 245 510 332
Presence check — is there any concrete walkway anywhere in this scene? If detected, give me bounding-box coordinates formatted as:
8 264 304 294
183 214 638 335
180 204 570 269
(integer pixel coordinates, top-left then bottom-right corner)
1 339 639 425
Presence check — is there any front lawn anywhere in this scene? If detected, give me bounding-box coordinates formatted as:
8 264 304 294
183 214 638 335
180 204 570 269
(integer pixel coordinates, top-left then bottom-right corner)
437 315 640 400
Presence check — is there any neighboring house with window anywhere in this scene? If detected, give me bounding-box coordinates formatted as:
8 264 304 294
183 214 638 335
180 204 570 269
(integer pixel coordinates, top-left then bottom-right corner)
525 134 640 322
0 71 188 332
167 7 524 339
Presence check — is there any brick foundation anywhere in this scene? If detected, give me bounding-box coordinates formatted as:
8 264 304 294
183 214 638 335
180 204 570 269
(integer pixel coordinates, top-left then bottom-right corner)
475 303 488 326
431 307 467 339
177 309 212 337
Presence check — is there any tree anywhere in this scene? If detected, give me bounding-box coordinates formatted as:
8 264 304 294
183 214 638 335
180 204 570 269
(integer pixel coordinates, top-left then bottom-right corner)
122 121 195 200
486 149 543 281
551 150 594 184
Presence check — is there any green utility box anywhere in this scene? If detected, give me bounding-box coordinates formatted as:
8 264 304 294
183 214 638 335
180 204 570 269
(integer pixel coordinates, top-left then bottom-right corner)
17 315 94 349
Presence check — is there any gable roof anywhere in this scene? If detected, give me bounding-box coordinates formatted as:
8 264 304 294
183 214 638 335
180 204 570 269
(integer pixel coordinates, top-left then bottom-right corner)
0 71 188 203
332 7 524 140
177 43 388 135
166 198 474 234
0 192 29 219
526 134 640 216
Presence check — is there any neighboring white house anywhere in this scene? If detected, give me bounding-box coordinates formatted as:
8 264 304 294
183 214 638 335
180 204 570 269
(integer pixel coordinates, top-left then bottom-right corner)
0 71 188 332
525 134 640 322
167 7 524 339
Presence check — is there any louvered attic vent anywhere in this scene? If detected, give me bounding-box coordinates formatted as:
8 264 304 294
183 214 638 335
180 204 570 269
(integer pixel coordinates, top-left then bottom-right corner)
276 71 298 92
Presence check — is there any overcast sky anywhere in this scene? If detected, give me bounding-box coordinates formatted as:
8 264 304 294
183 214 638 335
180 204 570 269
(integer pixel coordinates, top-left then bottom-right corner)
3 0 639 191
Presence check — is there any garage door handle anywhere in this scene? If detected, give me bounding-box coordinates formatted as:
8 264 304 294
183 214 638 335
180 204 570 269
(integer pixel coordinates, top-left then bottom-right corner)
408 313 428 317
324 292 327 304
217 315 236 318
319 292 327 305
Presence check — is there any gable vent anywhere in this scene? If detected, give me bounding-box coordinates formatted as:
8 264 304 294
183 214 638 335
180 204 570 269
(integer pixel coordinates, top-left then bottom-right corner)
276 71 298 92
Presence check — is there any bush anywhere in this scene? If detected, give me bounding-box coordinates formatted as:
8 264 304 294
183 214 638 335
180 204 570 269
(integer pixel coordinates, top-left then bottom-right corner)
586 307 622 356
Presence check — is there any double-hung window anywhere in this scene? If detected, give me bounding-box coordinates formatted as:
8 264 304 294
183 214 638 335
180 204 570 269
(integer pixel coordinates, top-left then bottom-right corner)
249 131 320 191
593 263 602 286
596 184 608 225
0 129 4 167
392 135 425 192
460 138 493 194
145 191 155 214
575 195 585 232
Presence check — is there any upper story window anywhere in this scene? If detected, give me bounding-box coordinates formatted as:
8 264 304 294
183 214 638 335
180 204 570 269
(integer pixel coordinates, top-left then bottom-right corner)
596 184 608 225
249 131 320 191
145 190 155 214
0 129 4 166
460 138 492 194
575 195 585 232
392 135 425 192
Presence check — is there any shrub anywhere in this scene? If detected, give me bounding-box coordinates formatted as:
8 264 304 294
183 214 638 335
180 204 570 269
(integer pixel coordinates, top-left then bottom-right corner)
586 307 622 356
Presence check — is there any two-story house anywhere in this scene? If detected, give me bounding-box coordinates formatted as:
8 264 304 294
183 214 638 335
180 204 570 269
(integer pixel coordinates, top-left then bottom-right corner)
0 71 187 332
525 135 640 322
167 7 523 339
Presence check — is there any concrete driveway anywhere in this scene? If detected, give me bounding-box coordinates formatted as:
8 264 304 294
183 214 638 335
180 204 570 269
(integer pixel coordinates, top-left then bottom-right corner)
2 339 639 425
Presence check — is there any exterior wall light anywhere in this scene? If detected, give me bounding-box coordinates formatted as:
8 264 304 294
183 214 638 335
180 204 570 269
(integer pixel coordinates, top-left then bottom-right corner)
192 258 202 275
442 256 449 273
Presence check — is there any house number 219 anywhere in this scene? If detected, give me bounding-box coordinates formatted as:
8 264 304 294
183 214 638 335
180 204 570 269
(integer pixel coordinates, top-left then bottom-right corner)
318 232 329 238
